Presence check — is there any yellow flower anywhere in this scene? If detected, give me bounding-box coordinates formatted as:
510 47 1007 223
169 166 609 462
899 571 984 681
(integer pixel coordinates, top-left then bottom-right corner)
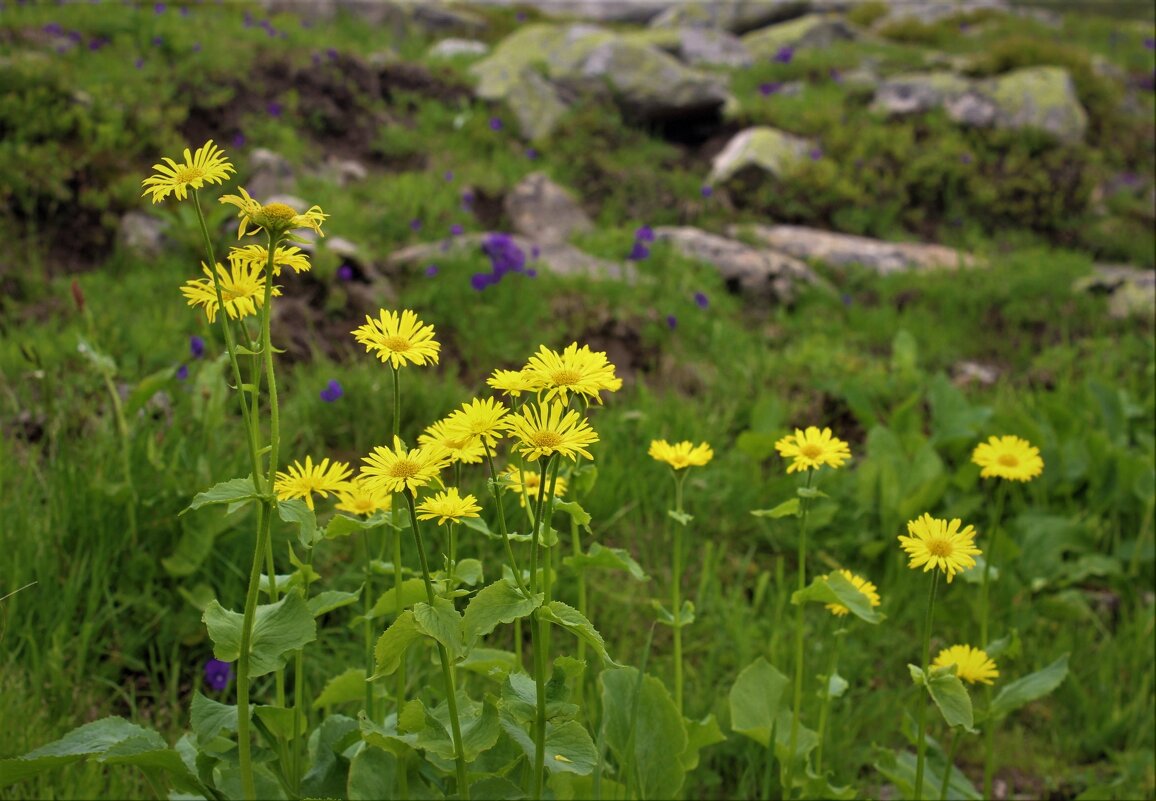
824 569 881 617
352 309 440 369
219 186 327 240
361 436 449 495
274 456 352 511
180 256 281 323
933 644 999 685
416 488 482 526
898 514 981 583
508 401 599 462
502 465 568 508
648 439 713 470
334 477 392 517
487 368 536 398
230 244 312 276
523 342 623 405
775 426 851 474
419 418 486 465
445 397 510 449
972 435 1043 482
141 140 234 203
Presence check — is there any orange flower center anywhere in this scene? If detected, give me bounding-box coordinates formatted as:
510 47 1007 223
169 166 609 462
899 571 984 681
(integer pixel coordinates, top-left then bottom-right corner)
531 431 563 449
389 459 420 479
928 538 953 557
260 202 298 221
173 165 206 184
383 336 412 352
998 453 1019 467
800 443 824 459
549 369 581 386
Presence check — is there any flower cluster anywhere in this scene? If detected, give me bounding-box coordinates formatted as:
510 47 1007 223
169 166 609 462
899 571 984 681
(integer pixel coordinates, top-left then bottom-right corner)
628 225 654 261
473 233 533 290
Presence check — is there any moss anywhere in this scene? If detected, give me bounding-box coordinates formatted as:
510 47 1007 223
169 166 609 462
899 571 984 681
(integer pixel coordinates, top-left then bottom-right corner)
846 1 890 29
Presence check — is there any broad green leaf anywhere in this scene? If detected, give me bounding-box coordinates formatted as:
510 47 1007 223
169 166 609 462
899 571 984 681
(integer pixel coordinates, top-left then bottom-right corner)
453 558 484 586
414 596 467 662
652 599 696 627
459 648 520 682
363 579 429 620
539 600 619 666
667 509 694 526
680 713 725 772
462 579 543 643
255 705 307 740
125 367 179 418
988 654 1069 721
751 498 800 518
873 745 982 801
433 693 501 762
314 668 369 709
184 477 258 513
372 611 422 678
550 772 627 801
984 629 1022 661
347 745 397 801
796 486 829 499
728 657 788 747
325 512 387 539
791 571 885 624
309 589 362 618
910 665 975 730
203 591 317 678
601 667 688 799
471 775 528 799
554 500 592 529
277 499 318 547
215 762 286 800
502 718 598 776
190 692 243 743
802 766 856 800
564 543 649 581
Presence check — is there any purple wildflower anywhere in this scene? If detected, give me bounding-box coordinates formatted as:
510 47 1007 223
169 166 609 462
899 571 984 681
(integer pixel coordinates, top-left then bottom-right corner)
773 46 794 64
336 264 354 281
190 335 205 359
841 293 853 307
530 245 540 260
829 68 842 82
327 47 338 61
1145 37 1155 50
482 232 526 276
627 241 650 261
526 268 538 278
180 5 189 16
410 218 423 232
88 37 107 51
450 224 464 236
701 185 713 198
666 314 678 330
154 1 165 12
471 272 496 291
461 190 475 208
243 10 253 27
694 292 709 309
204 659 234 691
961 153 973 165
44 22 63 34
151 35 164 46
425 264 439 278
759 81 782 96
232 132 246 148
526 147 538 160
809 147 823 161
267 101 282 117
320 379 343 402
135 57 145 69
444 170 454 182
192 42 202 52
489 117 503 131
176 364 189 381
516 11 526 21
635 225 655 242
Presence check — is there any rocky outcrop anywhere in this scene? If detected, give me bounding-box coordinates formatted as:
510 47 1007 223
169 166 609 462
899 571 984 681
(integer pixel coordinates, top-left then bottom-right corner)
708 127 813 185
504 172 593 245
428 38 490 59
649 1 811 34
1073 265 1156 319
742 14 857 59
387 234 632 282
730 224 981 275
653 227 819 302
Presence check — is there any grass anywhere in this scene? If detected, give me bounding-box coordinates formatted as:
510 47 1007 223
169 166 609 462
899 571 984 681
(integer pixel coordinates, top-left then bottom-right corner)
0 1 1153 799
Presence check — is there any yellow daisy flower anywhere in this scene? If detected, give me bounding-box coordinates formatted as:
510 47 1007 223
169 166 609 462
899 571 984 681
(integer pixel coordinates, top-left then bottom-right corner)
898 514 982 583
334 477 392 517
416 488 482 526
523 342 623 405
361 436 450 495
502 465 568 508
274 456 352 511
419 418 486 465
229 244 312 276
508 401 599 462
933 644 999 685
648 440 714 470
219 185 327 240
775 426 851 474
824 569 882 617
487 368 536 398
352 309 440 369
972 435 1044 482
180 256 281 323
141 140 234 203
445 397 510 449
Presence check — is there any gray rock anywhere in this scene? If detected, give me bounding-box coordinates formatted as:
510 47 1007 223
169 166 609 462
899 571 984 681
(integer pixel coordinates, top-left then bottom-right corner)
677 27 753 68
708 127 813 185
387 234 633 281
428 38 490 59
506 68 570 141
321 156 368 187
872 71 971 116
953 361 1000 387
730 224 981 275
505 172 592 245
653 226 818 303
247 148 296 201
1073 265 1156 320
118 211 169 259
742 14 857 59
650 1 812 34
872 0 1009 25
473 0 670 23
325 236 369 272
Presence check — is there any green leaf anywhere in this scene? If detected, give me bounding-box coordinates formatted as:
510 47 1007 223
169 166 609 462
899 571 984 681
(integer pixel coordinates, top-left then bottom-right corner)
202 591 317 678
796 486 829 499
124 367 178 418
440 693 501 762
309 589 362 618
255 705 307 740
988 654 1069 721
873 746 982 801
750 498 800 518
77 337 117 375
363 579 429 620
728 657 788 748
680 713 726 772
826 671 849 699
601 667 688 799
453 558 484 587
190 692 243 743
184 477 258 513
458 648 520 682
563 543 649 581
313 668 369 709
667 509 694 526
983 629 1022 661
300 714 361 800
959 554 998 584
325 512 387 539
502 718 598 776
0 717 202 793
372 611 422 678
277 499 318 548
554 500 592 529
909 665 975 731
651 599 696 627
471 775 528 799
539 600 619 666
413 596 467 662
462 579 543 644
347 745 397 801
791 571 885 624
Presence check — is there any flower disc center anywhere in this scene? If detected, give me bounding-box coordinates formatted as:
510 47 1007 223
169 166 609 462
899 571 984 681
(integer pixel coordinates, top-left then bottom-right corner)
549 369 581 386
800 444 824 459
383 336 412 352
997 453 1019 467
531 431 563 449
927 538 953 557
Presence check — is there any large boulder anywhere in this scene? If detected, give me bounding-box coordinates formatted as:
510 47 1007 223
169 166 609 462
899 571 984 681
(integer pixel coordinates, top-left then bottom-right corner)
387 234 632 281
653 227 818 303
504 172 593 245
870 0 1009 26
708 126 813 185
649 1 812 34
676 28 754 68
730 224 981 275
742 14 857 59
872 71 971 115
1073 265 1156 320
506 68 570 142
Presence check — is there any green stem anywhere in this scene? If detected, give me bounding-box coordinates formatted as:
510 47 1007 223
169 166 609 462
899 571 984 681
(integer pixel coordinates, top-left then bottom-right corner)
98 367 138 546
392 365 400 441
362 532 376 720
816 630 844 775
671 471 687 717
392 522 408 801
541 459 562 657
235 502 273 800
982 684 996 801
940 727 959 801
785 470 815 796
403 492 470 801
528 455 557 800
570 515 587 665
978 482 1009 650
914 571 940 801
482 445 529 596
